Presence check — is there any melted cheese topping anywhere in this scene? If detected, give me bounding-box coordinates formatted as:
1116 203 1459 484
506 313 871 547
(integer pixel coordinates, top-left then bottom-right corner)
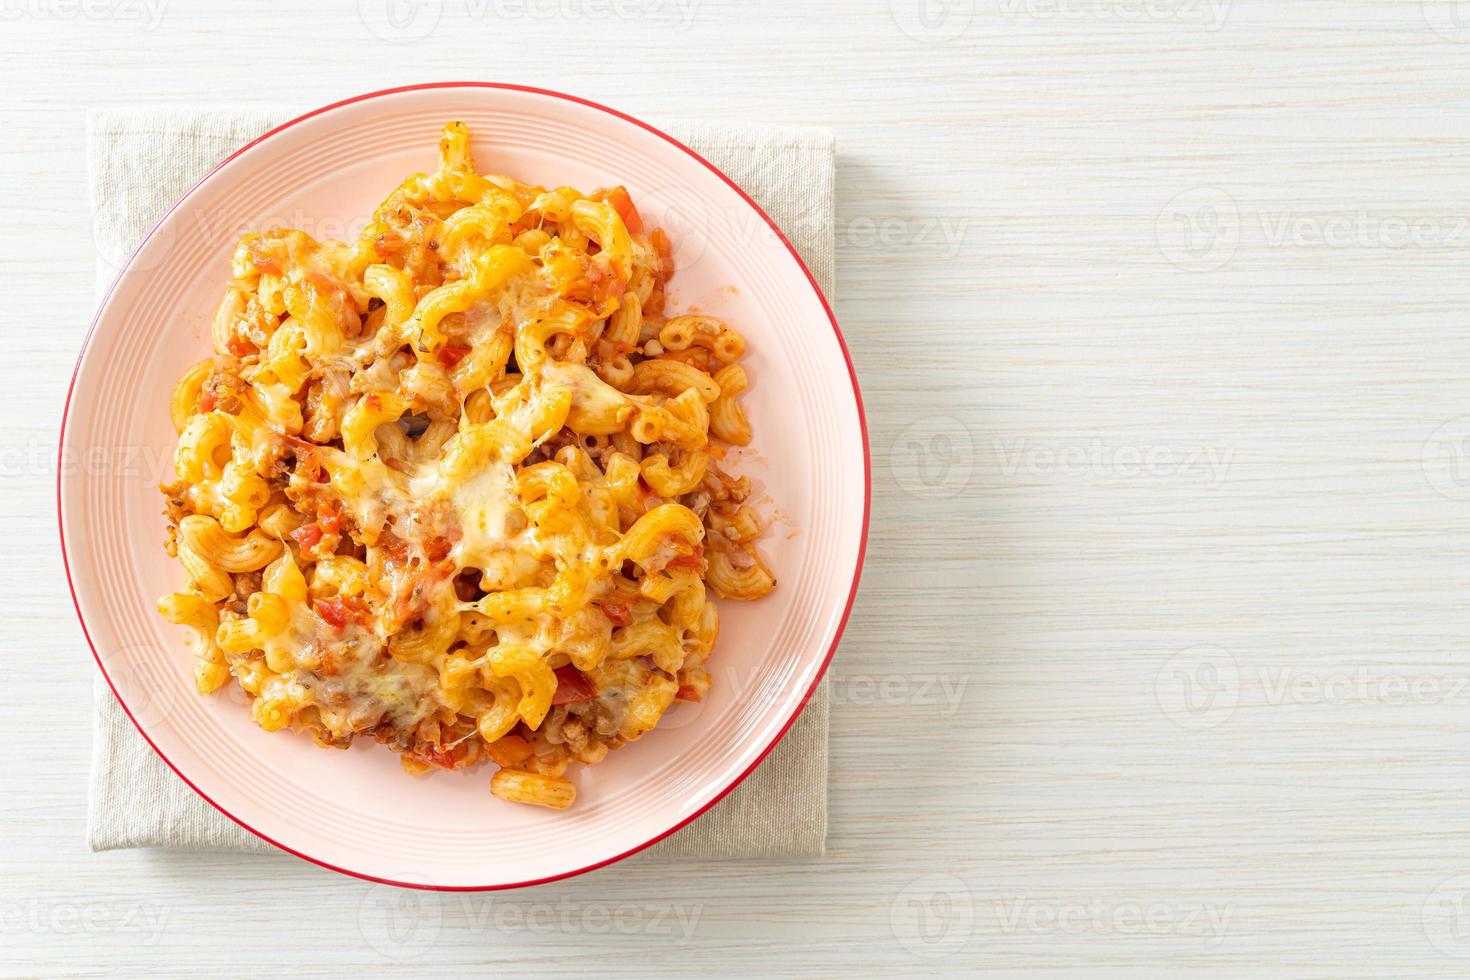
159 122 774 799
541 360 634 435
447 458 521 569
301 625 439 734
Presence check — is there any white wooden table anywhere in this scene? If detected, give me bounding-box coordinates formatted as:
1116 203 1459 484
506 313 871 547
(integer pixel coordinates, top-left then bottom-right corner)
8 0 1470 974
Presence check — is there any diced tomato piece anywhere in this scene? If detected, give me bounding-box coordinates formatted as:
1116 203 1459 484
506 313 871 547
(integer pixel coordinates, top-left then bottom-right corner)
416 740 469 771
437 344 472 368
380 539 410 568
198 390 217 413
550 666 597 705
313 597 353 629
604 186 643 235
226 334 254 357
676 686 703 703
290 523 323 550
666 546 705 573
599 601 632 627
318 505 343 534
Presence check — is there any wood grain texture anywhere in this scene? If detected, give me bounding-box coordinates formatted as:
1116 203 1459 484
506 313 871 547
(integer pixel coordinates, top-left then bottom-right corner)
6 0 1470 974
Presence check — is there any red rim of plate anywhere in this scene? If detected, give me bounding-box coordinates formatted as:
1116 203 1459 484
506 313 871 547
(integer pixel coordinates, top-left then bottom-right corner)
58 81 871 891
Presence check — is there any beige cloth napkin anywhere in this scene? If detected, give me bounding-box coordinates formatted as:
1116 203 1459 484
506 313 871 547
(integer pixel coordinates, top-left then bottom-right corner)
86 106 834 859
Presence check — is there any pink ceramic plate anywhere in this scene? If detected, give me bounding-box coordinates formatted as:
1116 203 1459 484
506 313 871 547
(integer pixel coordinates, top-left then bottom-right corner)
60 83 868 890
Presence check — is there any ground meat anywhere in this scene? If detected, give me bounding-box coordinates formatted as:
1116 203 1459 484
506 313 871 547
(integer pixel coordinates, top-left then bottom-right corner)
203 369 247 415
232 571 262 601
261 449 290 485
561 717 589 754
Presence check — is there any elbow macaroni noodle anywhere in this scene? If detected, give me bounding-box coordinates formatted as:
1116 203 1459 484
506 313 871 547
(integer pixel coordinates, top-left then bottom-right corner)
158 123 776 810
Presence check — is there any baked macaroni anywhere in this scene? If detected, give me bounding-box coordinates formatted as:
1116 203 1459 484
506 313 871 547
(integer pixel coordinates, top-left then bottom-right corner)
158 123 775 809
